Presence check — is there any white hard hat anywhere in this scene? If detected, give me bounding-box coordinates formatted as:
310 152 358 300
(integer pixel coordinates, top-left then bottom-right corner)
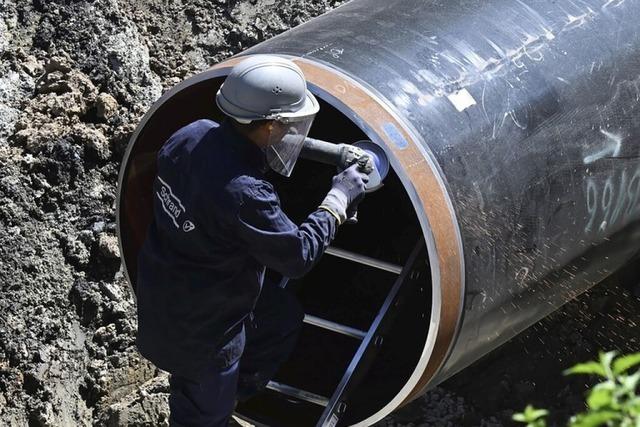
216 55 319 124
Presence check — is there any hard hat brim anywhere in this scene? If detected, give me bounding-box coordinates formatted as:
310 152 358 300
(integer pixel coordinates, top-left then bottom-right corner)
216 88 319 123
272 90 320 121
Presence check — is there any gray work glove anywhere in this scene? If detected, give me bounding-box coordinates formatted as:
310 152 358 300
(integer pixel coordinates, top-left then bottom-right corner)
319 164 369 225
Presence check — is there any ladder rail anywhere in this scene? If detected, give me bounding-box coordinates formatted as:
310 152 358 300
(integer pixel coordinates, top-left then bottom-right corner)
264 243 423 425
315 239 426 427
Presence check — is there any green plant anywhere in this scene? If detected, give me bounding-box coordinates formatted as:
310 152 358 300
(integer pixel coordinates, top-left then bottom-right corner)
513 352 640 427
513 404 549 427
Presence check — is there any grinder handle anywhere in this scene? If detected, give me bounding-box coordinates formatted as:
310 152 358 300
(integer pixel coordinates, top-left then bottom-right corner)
299 137 346 166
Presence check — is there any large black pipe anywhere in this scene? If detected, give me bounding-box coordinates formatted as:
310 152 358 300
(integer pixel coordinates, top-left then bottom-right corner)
117 0 640 425
241 0 640 390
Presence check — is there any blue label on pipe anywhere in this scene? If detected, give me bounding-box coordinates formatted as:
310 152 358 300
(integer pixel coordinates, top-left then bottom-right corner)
382 122 408 149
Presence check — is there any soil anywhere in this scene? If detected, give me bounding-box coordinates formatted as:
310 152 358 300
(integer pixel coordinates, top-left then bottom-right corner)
0 0 638 426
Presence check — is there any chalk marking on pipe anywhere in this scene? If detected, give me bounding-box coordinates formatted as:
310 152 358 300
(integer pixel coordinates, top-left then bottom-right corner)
452 39 489 70
329 47 344 60
583 129 622 164
602 0 625 11
301 42 334 58
447 88 476 112
415 1 620 106
515 0 555 40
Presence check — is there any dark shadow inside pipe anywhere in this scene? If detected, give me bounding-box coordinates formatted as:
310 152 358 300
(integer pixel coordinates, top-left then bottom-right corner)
119 76 229 284
119 76 432 426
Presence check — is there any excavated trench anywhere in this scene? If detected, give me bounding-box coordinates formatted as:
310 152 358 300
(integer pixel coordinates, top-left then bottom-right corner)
119 75 433 426
6 0 640 426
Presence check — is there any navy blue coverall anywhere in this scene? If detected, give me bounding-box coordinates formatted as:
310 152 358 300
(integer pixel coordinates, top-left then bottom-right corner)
136 119 337 426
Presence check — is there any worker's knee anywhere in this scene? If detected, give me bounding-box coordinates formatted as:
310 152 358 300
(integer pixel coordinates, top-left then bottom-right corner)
169 361 239 427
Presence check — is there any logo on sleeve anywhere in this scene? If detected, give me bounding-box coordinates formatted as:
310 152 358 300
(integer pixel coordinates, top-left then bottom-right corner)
156 177 197 232
157 177 187 229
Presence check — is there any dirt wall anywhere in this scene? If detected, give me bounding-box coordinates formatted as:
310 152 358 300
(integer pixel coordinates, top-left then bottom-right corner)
1 1 638 426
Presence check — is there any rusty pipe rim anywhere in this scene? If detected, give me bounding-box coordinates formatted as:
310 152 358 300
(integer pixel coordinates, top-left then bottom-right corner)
116 55 465 426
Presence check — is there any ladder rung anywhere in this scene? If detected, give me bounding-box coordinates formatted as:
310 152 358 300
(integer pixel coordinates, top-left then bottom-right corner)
324 247 402 274
266 381 329 407
303 315 366 340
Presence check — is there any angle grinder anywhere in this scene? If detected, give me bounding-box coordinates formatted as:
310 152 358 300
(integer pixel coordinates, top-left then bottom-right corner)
299 137 390 223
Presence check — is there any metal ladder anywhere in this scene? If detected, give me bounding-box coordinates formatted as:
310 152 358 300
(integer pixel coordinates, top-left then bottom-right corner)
267 238 425 427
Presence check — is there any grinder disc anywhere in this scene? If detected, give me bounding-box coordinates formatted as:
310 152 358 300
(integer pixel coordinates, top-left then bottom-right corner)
353 140 390 192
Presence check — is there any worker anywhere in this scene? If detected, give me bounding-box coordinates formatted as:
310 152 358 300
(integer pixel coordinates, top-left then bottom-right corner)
135 55 369 426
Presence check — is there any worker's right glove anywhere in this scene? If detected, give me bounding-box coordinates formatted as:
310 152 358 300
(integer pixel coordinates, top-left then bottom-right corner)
319 164 369 225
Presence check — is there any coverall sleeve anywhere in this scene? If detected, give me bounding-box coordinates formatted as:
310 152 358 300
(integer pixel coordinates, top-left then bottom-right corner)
236 180 337 279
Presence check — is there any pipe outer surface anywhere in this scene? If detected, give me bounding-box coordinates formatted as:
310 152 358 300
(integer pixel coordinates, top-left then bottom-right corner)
238 0 640 395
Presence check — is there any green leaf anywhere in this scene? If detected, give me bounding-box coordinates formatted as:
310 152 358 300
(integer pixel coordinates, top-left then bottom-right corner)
602 352 618 373
614 354 640 375
565 361 607 378
625 396 640 415
587 387 614 410
570 410 623 427
622 372 640 393
514 405 549 423
513 413 527 423
524 404 549 420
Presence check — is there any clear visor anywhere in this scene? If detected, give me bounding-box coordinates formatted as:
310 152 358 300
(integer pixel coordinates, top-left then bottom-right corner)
265 115 316 176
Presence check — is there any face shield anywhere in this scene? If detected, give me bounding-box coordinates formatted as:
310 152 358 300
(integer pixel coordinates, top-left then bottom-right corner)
264 114 316 176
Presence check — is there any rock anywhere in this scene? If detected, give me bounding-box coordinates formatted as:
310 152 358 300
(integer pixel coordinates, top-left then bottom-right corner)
36 70 70 95
78 229 95 246
0 71 22 140
44 91 87 117
36 69 98 102
63 234 91 267
0 13 13 56
44 54 73 74
69 280 102 326
102 374 170 427
95 93 118 121
98 233 120 259
15 121 66 154
104 24 162 107
21 55 44 77
67 70 98 100
29 401 56 427
104 391 170 427
34 349 49 363
91 221 106 234
71 124 111 161
111 123 136 156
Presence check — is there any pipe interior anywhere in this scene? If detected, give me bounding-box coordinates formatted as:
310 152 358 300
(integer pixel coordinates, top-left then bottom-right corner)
120 75 433 426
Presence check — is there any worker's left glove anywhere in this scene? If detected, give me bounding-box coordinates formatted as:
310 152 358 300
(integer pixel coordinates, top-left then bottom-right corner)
319 164 369 225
